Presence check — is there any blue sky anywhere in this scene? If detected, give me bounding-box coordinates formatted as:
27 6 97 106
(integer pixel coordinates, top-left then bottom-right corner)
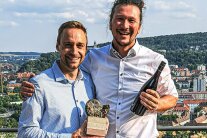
0 0 206 52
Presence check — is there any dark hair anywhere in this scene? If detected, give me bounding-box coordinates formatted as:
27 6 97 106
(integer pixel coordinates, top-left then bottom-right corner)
56 21 88 48
109 0 145 25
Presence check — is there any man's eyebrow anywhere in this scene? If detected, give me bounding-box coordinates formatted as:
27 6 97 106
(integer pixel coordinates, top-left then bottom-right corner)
63 42 72 44
77 42 85 44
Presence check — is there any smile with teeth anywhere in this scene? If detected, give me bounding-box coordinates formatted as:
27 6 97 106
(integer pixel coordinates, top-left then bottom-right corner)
66 56 80 62
117 30 130 35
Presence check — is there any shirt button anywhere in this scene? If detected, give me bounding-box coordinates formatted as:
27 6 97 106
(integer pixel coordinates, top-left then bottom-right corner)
120 73 123 76
118 103 121 105
117 131 119 133
80 115 81 117
117 117 119 119
76 100 78 102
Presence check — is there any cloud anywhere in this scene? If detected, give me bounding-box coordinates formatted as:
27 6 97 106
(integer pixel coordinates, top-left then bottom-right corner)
150 0 192 11
148 0 197 19
3 0 112 25
86 18 95 23
77 10 89 18
0 21 19 27
13 7 109 24
172 12 196 19
8 0 15 3
14 12 75 19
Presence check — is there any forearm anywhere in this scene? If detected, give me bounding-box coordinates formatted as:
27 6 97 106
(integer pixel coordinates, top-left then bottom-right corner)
156 95 178 112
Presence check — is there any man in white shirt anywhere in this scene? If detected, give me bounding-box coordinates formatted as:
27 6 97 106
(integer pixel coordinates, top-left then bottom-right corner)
21 0 178 137
73 0 178 137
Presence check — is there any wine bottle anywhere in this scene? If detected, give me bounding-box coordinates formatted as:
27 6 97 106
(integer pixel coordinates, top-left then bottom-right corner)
130 61 166 116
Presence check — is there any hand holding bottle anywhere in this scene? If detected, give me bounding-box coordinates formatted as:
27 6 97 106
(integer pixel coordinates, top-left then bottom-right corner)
140 89 160 112
130 61 166 116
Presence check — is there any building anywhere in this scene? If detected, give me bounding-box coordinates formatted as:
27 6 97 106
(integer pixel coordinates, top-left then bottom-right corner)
193 75 206 92
87 41 98 50
176 80 191 89
183 99 207 113
197 65 206 71
179 91 207 100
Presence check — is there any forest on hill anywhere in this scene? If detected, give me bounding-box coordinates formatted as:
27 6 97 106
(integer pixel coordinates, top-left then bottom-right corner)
138 32 207 69
18 32 207 73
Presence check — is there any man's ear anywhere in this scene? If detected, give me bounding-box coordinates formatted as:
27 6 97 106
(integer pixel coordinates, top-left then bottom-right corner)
109 22 112 30
56 43 60 51
137 24 142 34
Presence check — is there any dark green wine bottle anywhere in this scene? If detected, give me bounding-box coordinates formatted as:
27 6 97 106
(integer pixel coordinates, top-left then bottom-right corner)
130 61 166 116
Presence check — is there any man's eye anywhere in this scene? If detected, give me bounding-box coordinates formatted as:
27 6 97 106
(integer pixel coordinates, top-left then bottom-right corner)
116 17 124 21
77 44 84 49
65 43 71 48
129 19 135 23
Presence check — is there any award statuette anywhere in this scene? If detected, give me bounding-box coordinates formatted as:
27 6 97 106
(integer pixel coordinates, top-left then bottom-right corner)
85 99 110 136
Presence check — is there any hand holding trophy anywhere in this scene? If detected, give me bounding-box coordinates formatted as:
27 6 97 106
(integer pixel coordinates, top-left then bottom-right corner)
85 99 110 137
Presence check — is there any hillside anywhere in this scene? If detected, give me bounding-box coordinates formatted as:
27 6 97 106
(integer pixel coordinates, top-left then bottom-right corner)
18 52 59 74
138 32 207 51
19 32 207 73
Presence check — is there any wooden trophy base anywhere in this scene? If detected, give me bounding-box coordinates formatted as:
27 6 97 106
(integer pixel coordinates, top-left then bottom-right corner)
86 116 108 136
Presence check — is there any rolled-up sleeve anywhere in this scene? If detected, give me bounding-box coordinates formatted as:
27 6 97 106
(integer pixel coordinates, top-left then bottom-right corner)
157 58 178 98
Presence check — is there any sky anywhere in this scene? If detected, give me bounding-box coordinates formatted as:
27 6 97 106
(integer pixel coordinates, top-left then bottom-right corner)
0 0 206 53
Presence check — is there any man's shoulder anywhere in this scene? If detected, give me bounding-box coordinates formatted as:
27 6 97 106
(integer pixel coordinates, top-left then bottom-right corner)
139 45 168 68
140 45 164 58
88 44 111 54
140 45 159 54
30 68 53 83
80 69 93 81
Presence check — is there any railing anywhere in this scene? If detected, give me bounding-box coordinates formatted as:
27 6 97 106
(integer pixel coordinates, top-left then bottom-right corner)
158 126 207 131
1 126 207 132
0 128 17 132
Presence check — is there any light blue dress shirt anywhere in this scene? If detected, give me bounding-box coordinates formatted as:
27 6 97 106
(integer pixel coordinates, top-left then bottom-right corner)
81 41 178 138
18 60 95 138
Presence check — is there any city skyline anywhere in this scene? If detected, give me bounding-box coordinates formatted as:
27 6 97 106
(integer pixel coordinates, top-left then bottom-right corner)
0 0 207 52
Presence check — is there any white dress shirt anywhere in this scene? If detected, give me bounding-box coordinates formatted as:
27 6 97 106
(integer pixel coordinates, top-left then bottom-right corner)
81 41 178 138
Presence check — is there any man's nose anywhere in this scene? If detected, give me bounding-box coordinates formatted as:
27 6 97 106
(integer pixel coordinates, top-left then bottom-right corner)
70 46 78 54
122 20 130 28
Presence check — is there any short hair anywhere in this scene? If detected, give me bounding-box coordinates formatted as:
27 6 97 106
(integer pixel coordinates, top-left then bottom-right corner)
109 0 145 25
56 21 88 48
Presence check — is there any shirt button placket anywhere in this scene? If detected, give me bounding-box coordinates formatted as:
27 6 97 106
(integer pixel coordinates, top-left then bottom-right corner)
117 59 124 134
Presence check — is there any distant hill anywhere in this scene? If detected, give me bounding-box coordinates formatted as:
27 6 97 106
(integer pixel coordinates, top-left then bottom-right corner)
0 52 41 56
19 32 207 73
138 32 207 51
18 52 59 74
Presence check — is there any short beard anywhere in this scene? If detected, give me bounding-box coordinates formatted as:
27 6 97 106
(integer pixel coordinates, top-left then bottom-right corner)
114 37 134 47
60 57 76 72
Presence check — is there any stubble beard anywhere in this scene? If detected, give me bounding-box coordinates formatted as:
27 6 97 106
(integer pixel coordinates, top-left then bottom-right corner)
63 57 78 72
114 36 135 48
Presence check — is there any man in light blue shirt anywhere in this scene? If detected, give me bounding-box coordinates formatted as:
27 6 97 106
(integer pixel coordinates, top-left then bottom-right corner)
18 21 95 137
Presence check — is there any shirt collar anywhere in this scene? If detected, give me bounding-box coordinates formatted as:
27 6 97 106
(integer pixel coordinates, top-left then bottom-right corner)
109 39 140 59
52 60 84 82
